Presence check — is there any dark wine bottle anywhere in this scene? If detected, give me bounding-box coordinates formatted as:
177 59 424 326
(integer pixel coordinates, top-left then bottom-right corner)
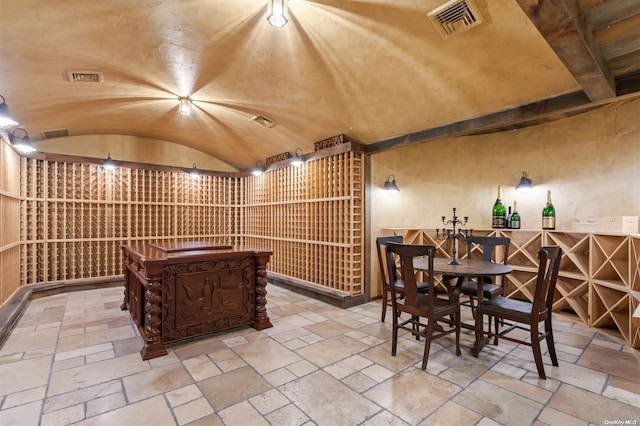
510 201 521 229
542 190 556 230
506 206 512 229
492 185 506 229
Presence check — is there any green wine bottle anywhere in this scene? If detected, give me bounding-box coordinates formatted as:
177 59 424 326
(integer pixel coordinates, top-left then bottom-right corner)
510 201 521 229
492 185 506 228
542 190 556 230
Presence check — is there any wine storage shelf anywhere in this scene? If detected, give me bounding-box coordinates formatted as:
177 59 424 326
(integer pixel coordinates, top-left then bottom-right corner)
4 145 364 306
0 140 21 304
383 228 640 349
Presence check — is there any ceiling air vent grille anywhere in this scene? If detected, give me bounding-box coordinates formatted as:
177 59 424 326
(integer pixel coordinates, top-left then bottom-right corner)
252 115 275 128
66 70 104 83
41 129 70 139
427 0 483 39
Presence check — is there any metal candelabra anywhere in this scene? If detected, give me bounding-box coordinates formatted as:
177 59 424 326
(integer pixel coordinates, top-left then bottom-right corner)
436 207 472 265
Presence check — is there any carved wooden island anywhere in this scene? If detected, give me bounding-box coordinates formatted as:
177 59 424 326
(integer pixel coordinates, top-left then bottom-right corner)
121 241 273 360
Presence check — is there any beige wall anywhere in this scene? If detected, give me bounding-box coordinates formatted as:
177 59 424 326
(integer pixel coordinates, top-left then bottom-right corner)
369 98 640 297
32 134 238 172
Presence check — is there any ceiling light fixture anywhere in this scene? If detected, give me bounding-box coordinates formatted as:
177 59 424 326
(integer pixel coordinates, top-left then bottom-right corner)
178 97 192 116
0 95 19 128
384 175 400 193
190 163 200 178
10 128 36 153
252 161 265 176
267 0 289 27
291 148 305 167
515 171 533 190
103 153 116 171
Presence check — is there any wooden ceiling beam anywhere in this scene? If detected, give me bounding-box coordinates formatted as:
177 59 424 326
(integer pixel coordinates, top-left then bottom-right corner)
583 0 640 31
366 74 640 154
516 0 616 102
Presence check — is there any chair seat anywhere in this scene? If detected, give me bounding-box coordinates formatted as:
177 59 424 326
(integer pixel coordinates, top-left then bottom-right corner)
397 293 459 315
460 281 502 298
392 279 429 293
479 295 542 318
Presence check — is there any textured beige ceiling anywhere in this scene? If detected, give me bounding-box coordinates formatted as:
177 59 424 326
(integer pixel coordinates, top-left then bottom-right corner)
0 0 613 171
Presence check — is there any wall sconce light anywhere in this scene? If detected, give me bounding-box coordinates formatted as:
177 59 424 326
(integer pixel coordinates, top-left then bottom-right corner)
291 148 305 167
252 161 265 176
0 95 19 128
384 175 400 193
178 97 192 116
267 0 289 27
190 163 200 178
9 128 36 154
103 153 116 170
515 171 533 190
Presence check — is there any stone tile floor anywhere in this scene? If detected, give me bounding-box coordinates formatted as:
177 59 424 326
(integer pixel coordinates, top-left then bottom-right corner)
0 284 638 425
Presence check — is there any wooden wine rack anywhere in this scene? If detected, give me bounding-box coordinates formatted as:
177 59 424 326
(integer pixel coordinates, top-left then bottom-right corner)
383 228 640 348
242 151 364 295
19 159 239 286
0 143 364 307
0 139 21 304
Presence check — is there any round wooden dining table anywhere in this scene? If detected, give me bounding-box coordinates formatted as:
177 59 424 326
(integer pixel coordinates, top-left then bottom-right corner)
412 257 513 356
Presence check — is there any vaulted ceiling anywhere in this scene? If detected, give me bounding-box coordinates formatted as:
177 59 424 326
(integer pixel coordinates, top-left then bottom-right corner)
1 0 638 171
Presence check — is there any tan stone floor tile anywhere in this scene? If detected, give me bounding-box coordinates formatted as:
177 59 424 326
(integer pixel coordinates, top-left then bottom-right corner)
41 403 85 426
454 380 543 425
280 370 380 425
286 359 318 377
0 355 53 396
74 394 174 426
265 403 310 425
173 397 214 425
363 410 411 426
43 380 122 414
232 337 302 374
537 406 590 426
55 325 136 352
0 400 42 426
342 371 378 392
420 401 483 426
360 343 422 373
361 363 394 383
1 385 46 409
123 363 194 403
263 367 298 387
304 319 356 338
549 384 640 424
480 370 553 404
324 354 373 379
602 383 640 408
182 354 222 382
55 342 113 361
0 328 59 355
218 400 270 426
85 392 127 417
168 336 225 360
263 314 314 336
296 335 369 368
249 388 290 414
207 348 247 372
47 352 150 396
165 384 203 407
365 369 460 425
199 366 272 410
577 344 640 382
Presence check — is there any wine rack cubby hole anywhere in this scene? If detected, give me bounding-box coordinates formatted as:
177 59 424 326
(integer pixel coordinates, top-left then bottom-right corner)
383 228 640 349
11 146 363 303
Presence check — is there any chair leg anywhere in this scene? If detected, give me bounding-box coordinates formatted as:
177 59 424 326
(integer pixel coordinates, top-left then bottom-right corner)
545 316 559 367
469 296 476 318
391 307 398 356
421 320 434 370
531 327 546 379
381 288 388 322
493 315 499 345
454 311 461 356
474 310 483 358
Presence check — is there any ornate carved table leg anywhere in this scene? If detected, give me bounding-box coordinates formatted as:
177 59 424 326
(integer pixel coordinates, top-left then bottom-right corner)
140 274 167 360
253 254 273 330
120 254 130 311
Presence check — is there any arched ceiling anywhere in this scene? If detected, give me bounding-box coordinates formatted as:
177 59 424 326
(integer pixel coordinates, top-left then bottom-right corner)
1 0 638 171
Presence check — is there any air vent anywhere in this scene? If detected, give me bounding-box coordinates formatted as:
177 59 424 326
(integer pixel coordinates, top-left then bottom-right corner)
427 0 483 39
66 70 104 83
252 115 275 128
41 129 70 139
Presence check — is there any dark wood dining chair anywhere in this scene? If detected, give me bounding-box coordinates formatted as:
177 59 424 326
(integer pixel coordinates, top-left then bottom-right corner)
375 236 429 322
458 235 511 320
386 242 461 370
475 246 562 379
